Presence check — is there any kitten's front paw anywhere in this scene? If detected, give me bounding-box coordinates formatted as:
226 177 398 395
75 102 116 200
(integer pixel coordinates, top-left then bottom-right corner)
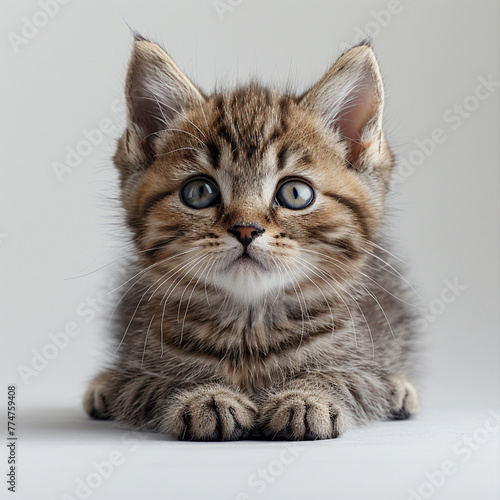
389 375 419 420
260 390 345 440
166 386 257 441
84 371 114 420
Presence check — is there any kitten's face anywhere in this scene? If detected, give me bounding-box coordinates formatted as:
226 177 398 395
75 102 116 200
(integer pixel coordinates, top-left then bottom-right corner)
116 40 393 303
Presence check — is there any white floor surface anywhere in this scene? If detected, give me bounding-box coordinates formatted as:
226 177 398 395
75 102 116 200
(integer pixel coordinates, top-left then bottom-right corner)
11 405 499 500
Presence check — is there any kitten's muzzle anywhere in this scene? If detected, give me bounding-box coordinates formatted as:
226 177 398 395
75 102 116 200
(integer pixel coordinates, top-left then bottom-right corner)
228 224 265 249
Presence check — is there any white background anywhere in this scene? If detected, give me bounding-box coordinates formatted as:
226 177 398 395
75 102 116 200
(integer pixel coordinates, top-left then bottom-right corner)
1 1 498 499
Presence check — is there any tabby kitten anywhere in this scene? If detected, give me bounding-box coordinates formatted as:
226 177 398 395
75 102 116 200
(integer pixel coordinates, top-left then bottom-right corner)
84 35 419 440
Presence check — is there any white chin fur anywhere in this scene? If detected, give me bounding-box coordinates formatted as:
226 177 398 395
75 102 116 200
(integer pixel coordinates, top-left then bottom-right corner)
215 260 284 302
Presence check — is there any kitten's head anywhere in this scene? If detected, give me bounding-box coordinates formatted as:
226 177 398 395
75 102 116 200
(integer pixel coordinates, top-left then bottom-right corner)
114 37 393 303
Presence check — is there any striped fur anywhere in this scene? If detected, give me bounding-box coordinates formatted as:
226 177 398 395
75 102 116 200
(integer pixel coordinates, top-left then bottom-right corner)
84 37 419 440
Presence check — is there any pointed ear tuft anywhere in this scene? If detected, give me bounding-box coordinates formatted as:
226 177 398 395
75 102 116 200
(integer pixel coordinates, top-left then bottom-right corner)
125 39 204 154
300 45 385 166
123 22 148 43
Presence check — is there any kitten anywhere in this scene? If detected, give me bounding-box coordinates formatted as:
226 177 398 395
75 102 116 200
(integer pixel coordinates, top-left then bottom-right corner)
84 35 419 440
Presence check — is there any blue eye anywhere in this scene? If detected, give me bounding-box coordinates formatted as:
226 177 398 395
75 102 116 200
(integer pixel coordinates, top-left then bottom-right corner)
276 180 314 209
181 178 220 209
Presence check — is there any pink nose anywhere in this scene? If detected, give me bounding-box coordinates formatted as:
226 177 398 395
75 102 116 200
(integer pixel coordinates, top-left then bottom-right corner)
228 224 264 248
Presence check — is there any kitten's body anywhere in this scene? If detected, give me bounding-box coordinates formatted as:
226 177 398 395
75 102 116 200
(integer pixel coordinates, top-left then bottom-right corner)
85 37 419 440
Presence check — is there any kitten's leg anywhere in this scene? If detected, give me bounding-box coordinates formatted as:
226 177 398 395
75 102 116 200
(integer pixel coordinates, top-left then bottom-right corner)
84 369 116 420
84 370 257 440
164 384 258 440
259 377 349 440
388 374 419 420
259 372 418 440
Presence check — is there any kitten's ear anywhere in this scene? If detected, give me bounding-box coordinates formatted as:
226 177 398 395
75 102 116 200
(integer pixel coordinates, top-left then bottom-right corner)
300 44 385 167
124 37 205 156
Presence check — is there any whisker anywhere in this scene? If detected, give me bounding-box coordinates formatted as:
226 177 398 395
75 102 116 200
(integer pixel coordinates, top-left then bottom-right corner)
282 262 307 350
159 254 207 356
147 253 203 301
65 242 188 281
64 246 124 280
360 247 423 301
289 257 335 337
105 257 175 343
203 256 218 306
198 102 210 131
368 239 410 266
113 260 190 355
155 146 199 158
176 255 210 323
180 256 213 344
297 257 374 358
269 257 286 305
107 247 200 297
105 248 202 342
301 248 424 311
293 255 358 348
141 314 155 369
158 255 207 305
155 128 206 147
300 251 398 342
124 253 205 358
137 93 208 142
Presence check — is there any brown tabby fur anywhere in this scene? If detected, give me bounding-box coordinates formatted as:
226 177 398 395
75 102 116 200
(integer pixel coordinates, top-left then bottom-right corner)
84 35 419 440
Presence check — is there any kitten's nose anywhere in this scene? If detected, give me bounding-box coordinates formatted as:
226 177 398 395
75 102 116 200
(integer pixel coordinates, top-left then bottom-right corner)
228 224 265 248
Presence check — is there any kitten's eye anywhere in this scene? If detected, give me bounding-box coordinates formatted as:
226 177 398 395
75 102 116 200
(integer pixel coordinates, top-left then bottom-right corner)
181 178 220 209
276 180 314 210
